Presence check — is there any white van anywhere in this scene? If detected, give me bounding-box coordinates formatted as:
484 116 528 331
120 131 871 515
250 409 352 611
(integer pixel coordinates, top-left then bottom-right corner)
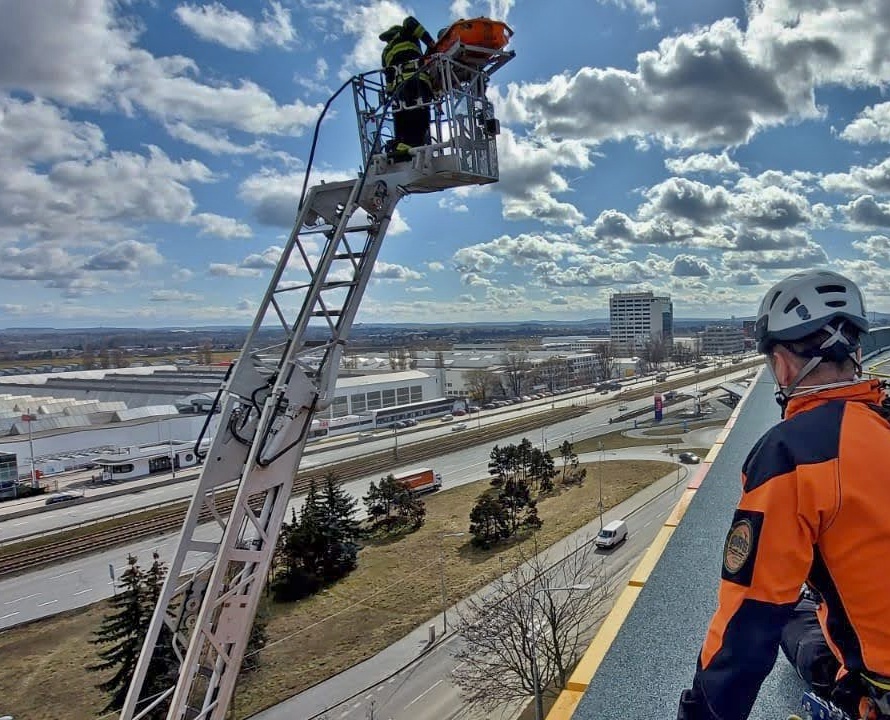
595 520 628 549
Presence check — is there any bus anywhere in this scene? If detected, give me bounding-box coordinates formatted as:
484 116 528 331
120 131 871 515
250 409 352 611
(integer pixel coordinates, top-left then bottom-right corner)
307 414 374 441
363 397 457 428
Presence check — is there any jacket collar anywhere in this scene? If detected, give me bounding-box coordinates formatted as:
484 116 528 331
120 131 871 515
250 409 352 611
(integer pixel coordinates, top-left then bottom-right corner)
784 379 884 419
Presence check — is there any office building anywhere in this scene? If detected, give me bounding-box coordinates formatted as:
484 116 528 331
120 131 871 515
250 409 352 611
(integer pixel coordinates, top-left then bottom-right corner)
609 292 673 356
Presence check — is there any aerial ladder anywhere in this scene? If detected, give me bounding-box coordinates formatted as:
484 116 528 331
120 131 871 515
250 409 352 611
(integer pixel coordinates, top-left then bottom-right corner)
120 31 514 720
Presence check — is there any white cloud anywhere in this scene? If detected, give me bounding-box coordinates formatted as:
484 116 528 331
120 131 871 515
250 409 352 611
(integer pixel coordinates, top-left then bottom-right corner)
0 1 321 137
821 158 890 196
597 0 658 27
427 261 445 272
174 2 296 51
164 122 265 155
495 2 890 151
149 289 202 302
450 0 473 17
496 129 590 226
0 96 105 164
83 240 163 271
841 195 890 229
239 168 355 226
373 261 424 281
664 152 740 176
339 1 410 79
208 263 261 278
853 235 890 262
840 102 890 144
671 254 711 277
189 213 253 239
173 268 195 282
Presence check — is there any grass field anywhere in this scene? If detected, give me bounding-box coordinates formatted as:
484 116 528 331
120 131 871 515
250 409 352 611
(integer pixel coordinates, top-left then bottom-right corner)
0 459 676 720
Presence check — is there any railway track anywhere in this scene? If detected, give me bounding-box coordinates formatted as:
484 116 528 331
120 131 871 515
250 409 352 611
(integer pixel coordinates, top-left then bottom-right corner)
0 405 587 578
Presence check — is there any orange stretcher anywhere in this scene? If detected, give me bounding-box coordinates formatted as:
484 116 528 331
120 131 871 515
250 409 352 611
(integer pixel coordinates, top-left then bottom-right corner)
431 17 513 57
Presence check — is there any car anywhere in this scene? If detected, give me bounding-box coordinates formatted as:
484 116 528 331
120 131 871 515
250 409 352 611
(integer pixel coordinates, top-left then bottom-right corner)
392 421 408 429
618 404 628 411
678 452 701 464
358 431 374 438
595 520 628 549
451 422 468 431
403 418 418 427
468 406 480 413
440 414 454 422
481 403 497 410
600 390 609 395
45 493 78 505
452 409 467 417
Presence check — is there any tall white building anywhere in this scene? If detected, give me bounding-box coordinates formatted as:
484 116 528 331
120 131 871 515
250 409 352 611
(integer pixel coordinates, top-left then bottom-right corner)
609 292 673 356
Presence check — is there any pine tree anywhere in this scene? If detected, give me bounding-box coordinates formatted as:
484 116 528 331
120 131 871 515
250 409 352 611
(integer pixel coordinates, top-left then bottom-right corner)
319 473 359 581
142 553 177 716
89 555 148 713
469 493 510 548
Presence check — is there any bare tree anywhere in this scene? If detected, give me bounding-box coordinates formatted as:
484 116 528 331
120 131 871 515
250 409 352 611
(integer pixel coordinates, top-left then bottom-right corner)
463 369 501 402
452 537 609 710
592 342 615 381
501 351 529 398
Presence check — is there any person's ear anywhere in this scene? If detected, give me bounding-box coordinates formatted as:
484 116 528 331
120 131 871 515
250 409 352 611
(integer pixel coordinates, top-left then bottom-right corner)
771 346 796 387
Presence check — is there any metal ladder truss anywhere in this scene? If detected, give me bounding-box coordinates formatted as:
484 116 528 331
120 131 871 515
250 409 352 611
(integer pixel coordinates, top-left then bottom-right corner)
120 177 402 720
120 39 515 720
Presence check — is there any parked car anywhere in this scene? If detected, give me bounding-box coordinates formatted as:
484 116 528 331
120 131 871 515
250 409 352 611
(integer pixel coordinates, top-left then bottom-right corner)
482 403 497 410
392 421 408 429
45 493 78 505
453 409 467 417
440 414 454 422
678 452 701 464
618 404 628 411
403 418 418 427
468 406 480 413
595 520 628 549
451 422 468 432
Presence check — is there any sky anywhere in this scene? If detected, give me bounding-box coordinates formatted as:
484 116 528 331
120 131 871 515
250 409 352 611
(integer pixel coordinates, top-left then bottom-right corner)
2 0 890 328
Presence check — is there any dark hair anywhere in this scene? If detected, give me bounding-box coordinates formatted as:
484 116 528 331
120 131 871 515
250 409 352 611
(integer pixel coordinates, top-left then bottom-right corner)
777 318 861 369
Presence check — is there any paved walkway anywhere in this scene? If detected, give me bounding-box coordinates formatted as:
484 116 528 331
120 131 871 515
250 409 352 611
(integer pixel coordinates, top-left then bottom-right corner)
253 451 691 720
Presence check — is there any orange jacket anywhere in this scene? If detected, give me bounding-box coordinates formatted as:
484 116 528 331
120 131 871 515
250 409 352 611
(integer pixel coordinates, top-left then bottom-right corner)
679 380 890 719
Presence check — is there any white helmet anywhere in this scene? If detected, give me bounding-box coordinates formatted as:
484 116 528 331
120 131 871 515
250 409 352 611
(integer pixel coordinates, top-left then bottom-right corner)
754 270 869 355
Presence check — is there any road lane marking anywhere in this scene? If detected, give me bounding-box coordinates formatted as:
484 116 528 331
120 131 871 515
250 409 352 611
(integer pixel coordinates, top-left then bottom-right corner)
1 611 20 620
37 599 58 607
73 588 93 596
50 569 78 580
405 679 443 708
4 593 39 605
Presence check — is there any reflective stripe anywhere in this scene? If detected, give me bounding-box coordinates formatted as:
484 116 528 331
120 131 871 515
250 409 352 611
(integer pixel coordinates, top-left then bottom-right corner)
383 40 421 68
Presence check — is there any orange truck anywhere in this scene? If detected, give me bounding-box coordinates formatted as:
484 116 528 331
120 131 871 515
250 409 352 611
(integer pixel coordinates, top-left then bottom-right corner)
392 467 442 494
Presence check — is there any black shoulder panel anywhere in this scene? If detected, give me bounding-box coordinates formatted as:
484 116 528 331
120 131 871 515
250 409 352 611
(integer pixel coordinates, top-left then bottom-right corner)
742 400 845 493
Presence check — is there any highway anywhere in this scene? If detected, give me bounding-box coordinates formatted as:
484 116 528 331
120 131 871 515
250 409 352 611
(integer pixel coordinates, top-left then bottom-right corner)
253 451 686 720
0 366 753 630
0 360 756 544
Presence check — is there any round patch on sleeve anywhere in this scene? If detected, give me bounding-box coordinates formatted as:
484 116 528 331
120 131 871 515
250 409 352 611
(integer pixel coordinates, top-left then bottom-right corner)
723 519 753 575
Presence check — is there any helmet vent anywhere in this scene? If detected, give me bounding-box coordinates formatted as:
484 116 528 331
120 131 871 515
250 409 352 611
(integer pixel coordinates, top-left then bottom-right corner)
816 284 846 295
783 298 801 314
825 300 846 308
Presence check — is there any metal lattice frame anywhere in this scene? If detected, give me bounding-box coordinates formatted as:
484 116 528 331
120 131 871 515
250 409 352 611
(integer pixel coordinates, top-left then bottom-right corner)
120 41 514 720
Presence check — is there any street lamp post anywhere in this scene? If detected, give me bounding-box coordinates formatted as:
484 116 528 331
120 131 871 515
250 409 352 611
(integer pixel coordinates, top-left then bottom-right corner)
528 584 592 720
393 424 399 459
25 408 37 488
598 440 604 531
439 531 465 632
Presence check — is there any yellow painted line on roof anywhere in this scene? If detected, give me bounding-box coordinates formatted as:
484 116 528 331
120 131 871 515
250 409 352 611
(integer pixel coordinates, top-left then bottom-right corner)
629 525 674 587
665 488 696 527
565 584 643 692
545 689 586 720
704 443 723 464
715 427 732 444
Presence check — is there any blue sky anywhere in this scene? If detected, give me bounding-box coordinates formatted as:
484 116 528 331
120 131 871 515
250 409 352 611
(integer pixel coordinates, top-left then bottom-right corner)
2 0 890 327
